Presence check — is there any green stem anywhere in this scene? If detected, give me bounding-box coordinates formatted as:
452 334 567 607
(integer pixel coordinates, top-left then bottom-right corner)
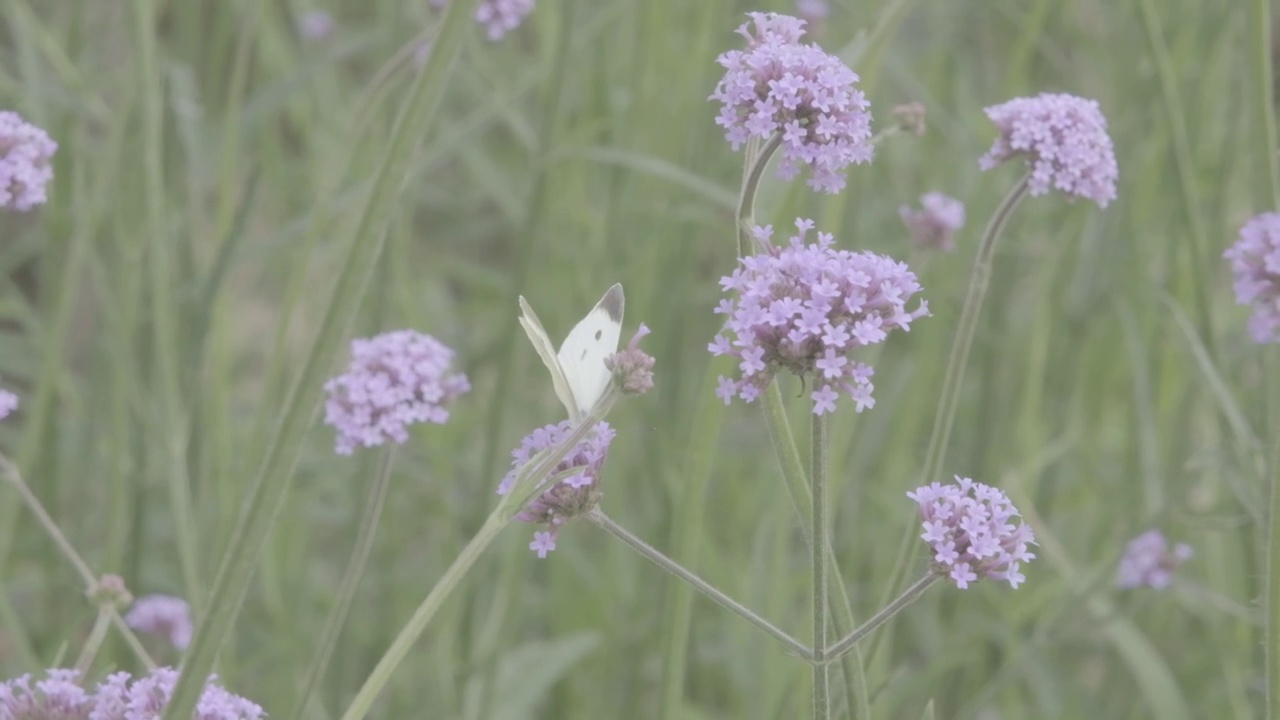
1254 0 1280 207
1268 346 1280 720
74 607 113 673
338 512 508 720
161 1 481 716
874 175 1030 620
0 451 156 669
589 509 812 660
736 133 784 256
810 413 830 720
825 573 939 663
288 447 397 720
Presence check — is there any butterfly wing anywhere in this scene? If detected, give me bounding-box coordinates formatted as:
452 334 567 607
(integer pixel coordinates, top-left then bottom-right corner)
519 296 581 420
556 283 624 418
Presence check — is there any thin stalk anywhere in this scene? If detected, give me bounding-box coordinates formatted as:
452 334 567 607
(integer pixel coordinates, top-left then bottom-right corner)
288 447 397 720
1269 346 1280 720
825 573 940 663
0 452 156 669
736 133 784 256
74 607 113 673
810 413 830 720
876 175 1030 615
1254 0 1280 207
589 509 812 660
338 512 507 720
161 1 481 715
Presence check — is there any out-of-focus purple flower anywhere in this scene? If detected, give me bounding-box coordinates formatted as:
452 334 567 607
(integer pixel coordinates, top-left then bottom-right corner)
0 668 264 719
710 12 874 194
891 102 927 136
899 192 965 252
710 219 928 415
124 594 193 650
90 574 133 608
794 0 829 24
0 381 17 421
1115 529 1192 590
430 0 534 42
0 111 57 212
324 330 470 455
1224 212 1280 344
497 420 616 557
907 476 1037 589
298 10 335 41
605 323 655 396
978 93 1118 208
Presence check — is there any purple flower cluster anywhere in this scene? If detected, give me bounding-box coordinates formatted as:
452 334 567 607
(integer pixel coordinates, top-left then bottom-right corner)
0 668 263 719
124 593 193 650
605 324 656 396
0 381 17 421
907 476 1037 589
899 192 965 252
429 0 534 42
0 111 57 212
1224 212 1280 344
794 0 829 25
298 10 335 41
1115 529 1192 590
497 420 616 558
978 93 1118 208
710 12 873 193
324 330 470 455
710 219 928 415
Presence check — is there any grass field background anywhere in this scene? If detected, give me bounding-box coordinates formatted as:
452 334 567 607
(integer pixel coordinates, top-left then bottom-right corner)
0 0 1273 718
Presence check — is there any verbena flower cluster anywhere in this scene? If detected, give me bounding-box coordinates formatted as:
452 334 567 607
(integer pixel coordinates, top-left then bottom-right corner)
124 593 194 650
0 667 263 719
1115 529 1192 590
907 476 1037 589
710 12 873 193
324 330 470 455
0 110 57 212
605 324 656 396
978 93 1118 208
794 0 829 25
899 192 965 252
429 0 534 42
710 219 928 415
497 420 616 558
0 380 17 421
1223 212 1280 344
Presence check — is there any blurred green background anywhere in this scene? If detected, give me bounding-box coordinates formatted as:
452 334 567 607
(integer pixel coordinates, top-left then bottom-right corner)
0 0 1271 717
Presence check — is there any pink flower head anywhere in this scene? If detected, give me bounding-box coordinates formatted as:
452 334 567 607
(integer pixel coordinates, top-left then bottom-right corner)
899 192 965 252
978 93 1118 208
124 594 193 650
298 10 335 41
430 0 534 42
1224 212 1280 343
907 476 1037 589
0 667 264 718
1115 529 1192 590
710 12 873 193
0 111 57 212
795 0 829 25
497 420 616 557
324 330 470 455
605 323 655 396
710 219 928 415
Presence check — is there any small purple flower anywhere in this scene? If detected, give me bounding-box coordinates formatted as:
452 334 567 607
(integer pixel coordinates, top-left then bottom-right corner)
124 593 193 650
907 476 1037 589
0 111 57 212
978 93 1118 208
324 330 470 455
0 381 17 421
899 192 965 252
298 10 335 41
710 12 873 193
795 0 829 24
497 420 616 557
1224 212 1280 343
430 0 534 42
605 323 655 396
710 219 928 415
1116 529 1192 590
0 667 264 719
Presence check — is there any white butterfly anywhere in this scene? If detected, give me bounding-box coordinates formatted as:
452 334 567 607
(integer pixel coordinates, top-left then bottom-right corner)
518 284 624 422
